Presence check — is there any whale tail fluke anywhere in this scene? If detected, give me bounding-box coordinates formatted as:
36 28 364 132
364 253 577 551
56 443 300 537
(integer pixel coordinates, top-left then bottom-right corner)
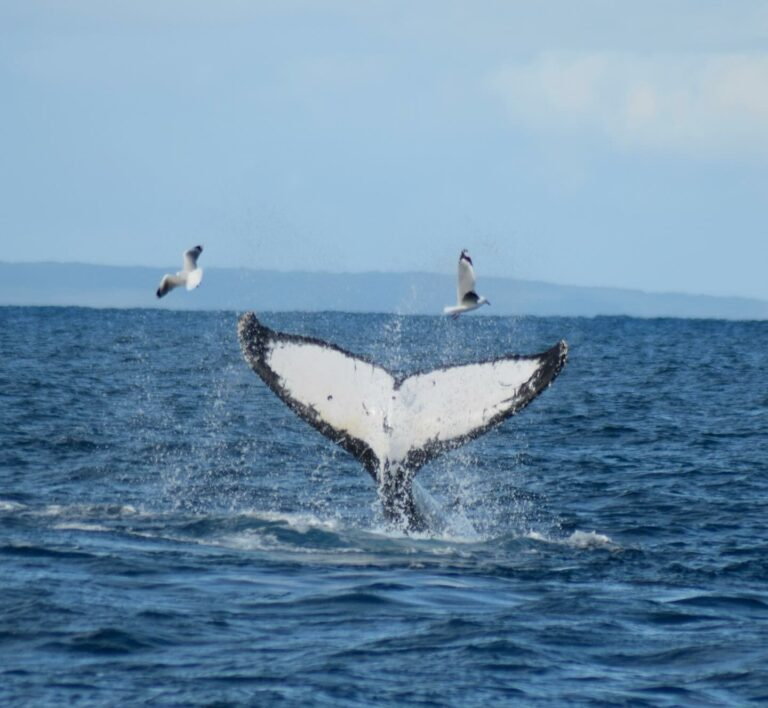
238 312 567 530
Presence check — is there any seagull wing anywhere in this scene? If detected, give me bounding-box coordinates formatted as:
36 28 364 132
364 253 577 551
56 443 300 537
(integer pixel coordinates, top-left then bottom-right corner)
183 246 203 273
457 256 477 302
156 273 186 298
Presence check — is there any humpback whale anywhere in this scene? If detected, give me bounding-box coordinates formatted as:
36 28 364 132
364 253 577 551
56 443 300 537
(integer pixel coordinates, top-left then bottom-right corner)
238 313 567 531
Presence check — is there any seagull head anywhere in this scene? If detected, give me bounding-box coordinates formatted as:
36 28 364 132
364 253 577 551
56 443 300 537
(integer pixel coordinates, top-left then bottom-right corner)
460 249 472 265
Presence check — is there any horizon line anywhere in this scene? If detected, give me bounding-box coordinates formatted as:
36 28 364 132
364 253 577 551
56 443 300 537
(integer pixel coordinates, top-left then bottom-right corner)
1 259 766 305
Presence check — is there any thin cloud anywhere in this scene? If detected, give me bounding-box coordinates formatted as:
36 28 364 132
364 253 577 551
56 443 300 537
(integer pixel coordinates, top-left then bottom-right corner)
489 52 768 158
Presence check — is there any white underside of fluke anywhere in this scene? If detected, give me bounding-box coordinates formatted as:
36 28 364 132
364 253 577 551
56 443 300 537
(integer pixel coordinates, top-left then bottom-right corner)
265 336 541 465
240 313 565 474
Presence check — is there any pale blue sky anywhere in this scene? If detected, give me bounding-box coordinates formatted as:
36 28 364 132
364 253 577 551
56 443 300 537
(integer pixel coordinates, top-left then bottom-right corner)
1 1 767 299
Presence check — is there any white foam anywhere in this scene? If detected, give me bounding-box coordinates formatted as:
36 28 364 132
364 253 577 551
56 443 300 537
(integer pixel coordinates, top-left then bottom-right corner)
566 530 616 549
54 522 111 533
0 500 26 512
526 529 618 550
210 530 369 557
240 509 343 533
38 504 66 517
365 519 483 546
36 503 139 518
215 531 282 552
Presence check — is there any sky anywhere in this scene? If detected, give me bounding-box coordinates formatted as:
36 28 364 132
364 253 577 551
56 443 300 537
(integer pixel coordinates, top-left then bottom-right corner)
1 1 767 300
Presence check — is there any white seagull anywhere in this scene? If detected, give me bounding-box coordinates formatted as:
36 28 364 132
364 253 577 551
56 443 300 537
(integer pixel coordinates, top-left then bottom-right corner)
443 249 490 318
156 245 204 298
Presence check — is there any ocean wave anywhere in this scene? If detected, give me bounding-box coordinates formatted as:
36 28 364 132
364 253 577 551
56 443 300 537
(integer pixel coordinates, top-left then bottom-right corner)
33 503 140 518
526 529 619 550
239 509 343 533
0 499 26 512
53 522 112 533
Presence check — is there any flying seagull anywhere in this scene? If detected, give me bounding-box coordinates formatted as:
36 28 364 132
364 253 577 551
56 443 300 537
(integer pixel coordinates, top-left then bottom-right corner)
156 245 204 298
443 249 490 318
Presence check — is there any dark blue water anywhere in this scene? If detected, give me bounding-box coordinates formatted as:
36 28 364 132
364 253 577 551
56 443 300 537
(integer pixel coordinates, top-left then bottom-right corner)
1 307 767 706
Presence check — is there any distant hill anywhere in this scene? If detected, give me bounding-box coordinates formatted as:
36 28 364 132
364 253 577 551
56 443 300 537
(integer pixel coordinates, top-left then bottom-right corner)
1 261 766 320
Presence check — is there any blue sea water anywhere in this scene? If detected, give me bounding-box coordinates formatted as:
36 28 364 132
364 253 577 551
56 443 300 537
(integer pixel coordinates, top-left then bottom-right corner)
1 306 767 706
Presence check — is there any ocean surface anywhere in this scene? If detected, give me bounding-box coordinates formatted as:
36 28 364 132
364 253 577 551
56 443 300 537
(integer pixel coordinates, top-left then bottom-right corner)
1 306 767 706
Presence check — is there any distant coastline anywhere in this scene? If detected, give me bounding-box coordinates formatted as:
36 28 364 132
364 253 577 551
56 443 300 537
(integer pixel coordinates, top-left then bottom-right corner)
1 261 766 320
